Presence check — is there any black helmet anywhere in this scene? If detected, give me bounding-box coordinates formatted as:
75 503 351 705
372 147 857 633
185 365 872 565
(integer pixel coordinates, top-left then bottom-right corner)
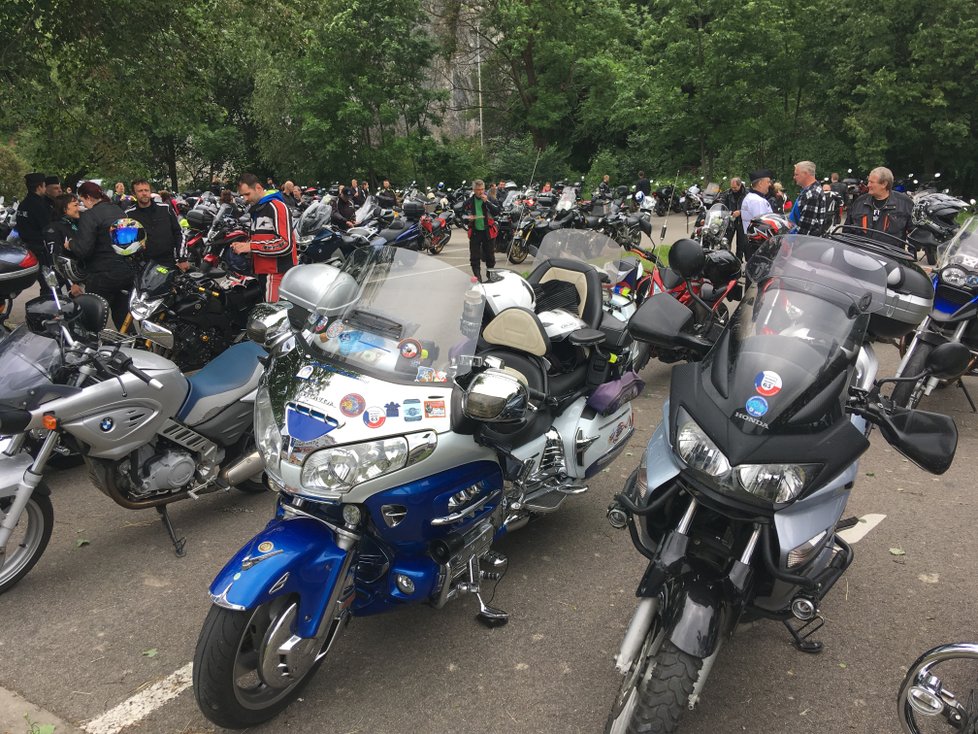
702 249 741 285
912 193 968 241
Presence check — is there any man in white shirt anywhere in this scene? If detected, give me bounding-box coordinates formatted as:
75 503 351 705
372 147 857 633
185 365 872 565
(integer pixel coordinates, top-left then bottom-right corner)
740 169 774 236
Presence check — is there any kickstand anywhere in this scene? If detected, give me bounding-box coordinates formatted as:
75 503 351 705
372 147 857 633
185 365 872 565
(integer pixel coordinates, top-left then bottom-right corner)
783 616 824 654
156 506 186 557
957 379 977 413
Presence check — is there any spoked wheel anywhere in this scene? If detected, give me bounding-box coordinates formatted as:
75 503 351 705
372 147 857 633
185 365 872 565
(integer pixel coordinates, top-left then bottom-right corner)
897 643 978 734
0 490 54 595
194 595 345 729
606 606 666 734
508 236 530 264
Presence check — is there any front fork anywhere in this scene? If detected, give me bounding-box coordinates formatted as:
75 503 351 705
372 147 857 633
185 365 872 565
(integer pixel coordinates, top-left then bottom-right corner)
0 431 58 563
898 319 970 399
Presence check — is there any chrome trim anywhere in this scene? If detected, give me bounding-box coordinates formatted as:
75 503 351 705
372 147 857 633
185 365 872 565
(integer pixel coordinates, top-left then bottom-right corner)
431 489 501 526
268 572 290 595
210 581 247 611
241 548 284 570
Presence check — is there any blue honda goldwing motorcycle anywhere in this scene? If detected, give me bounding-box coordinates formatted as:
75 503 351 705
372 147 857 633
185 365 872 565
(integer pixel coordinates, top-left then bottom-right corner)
194 241 644 728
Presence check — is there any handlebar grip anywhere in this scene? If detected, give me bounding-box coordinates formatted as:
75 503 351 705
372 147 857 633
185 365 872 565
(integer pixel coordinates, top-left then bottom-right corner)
126 362 163 390
527 387 547 401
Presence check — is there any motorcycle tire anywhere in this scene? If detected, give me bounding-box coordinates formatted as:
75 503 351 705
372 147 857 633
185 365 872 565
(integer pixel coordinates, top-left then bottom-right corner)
194 597 334 729
508 238 529 264
630 343 652 373
654 204 667 218
429 233 448 255
0 489 54 595
623 641 703 734
890 342 933 409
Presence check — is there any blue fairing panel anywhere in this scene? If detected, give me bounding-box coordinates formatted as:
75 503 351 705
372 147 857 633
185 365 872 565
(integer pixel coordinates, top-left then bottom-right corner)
209 516 349 638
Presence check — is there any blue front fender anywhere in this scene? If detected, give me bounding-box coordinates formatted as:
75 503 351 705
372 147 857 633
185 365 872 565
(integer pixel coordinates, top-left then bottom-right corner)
209 516 352 638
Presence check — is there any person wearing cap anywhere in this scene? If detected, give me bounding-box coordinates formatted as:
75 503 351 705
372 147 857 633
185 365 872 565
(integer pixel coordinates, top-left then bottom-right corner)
331 186 357 230
791 161 827 236
740 169 774 259
15 173 53 293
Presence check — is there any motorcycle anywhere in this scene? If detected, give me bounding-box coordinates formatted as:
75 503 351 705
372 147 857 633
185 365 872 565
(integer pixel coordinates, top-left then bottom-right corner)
892 216 978 408
296 200 346 265
694 203 734 251
0 240 40 335
183 202 249 270
602 233 965 733
420 207 454 255
0 275 268 595
898 643 978 733
192 243 643 728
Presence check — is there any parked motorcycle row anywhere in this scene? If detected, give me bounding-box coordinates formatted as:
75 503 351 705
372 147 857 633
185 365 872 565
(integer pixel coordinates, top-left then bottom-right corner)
1 179 978 732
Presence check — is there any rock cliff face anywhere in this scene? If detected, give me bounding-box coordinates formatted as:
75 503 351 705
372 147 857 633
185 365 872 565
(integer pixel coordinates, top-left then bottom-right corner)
423 0 482 139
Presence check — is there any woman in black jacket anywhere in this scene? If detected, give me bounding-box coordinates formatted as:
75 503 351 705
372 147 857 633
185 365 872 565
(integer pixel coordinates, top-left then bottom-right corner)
43 194 83 297
74 181 132 328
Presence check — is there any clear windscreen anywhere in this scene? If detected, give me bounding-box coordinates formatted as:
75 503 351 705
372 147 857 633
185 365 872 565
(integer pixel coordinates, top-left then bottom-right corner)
0 326 62 409
354 197 377 226
302 247 483 385
937 216 978 270
297 201 332 237
532 229 622 271
704 204 731 234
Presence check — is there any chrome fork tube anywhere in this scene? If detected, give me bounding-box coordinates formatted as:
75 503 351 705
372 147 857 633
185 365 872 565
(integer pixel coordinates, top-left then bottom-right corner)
0 431 58 552
676 497 698 535
740 525 762 564
922 321 969 396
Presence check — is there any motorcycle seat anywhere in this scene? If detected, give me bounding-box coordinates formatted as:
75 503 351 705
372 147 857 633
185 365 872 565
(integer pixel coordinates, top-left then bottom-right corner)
659 267 684 290
527 258 604 329
177 341 266 426
585 216 603 227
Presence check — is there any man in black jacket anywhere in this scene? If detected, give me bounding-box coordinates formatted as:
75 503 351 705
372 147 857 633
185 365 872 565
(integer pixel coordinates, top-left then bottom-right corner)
463 179 500 282
721 177 748 259
635 171 651 197
331 187 357 230
125 179 187 269
15 172 52 293
845 166 913 243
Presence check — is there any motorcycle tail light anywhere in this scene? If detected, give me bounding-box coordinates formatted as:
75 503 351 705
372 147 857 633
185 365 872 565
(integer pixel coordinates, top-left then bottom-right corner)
19 251 38 268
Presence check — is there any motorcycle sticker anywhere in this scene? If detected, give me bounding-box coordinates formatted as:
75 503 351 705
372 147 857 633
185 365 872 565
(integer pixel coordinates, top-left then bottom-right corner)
340 393 366 417
296 365 314 380
257 541 274 553
416 366 448 383
754 371 782 397
745 396 769 418
424 399 446 419
398 338 422 360
287 405 339 442
325 320 346 339
385 401 401 417
404 398 423 422
363 406 386 429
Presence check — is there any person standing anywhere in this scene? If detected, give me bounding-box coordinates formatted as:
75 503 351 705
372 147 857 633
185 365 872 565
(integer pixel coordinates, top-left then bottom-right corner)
377 179 398 208
43 194 84 297
845 166 913 243
740 170 774 260
791 161 827 236
463 179 500 282
44 176 62 212
721 177 748 259
74 182 132 327
232 174 297 302
350 179 365 206
635 171 651 198
331 186 357 230
598 174 612 197
125 179 187 269
829 172 847 223
15 173 52 293
111 181 127 205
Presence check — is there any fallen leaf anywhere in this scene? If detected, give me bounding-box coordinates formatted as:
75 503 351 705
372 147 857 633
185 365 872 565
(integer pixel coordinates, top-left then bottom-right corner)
838 662 847 669
76 539 90 548
889 548 906 556
865 472 875 477
142 648 158 658
918 572 940 584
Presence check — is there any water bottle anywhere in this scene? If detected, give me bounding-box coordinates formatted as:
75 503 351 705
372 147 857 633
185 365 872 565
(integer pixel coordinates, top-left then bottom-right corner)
460 278 485 339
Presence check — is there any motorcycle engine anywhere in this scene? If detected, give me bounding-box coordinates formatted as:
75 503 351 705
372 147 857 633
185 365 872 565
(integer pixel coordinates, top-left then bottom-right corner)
136 451 197 497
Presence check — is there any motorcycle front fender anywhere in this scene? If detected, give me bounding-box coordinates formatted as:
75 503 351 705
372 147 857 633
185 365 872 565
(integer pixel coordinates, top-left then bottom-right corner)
0 452 42 499
663 571 729 659
209 516 354 638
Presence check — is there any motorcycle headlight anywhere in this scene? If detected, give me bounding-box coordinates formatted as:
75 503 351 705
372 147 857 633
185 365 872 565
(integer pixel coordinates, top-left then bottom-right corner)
129 293 163 322
675 413 730 476
254 386 283 474
940 266 968 288
735 463 819 504
300 431 436 498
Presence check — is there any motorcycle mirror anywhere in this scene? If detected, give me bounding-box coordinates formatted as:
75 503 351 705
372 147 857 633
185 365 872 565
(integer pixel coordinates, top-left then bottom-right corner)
43 268 58 288
668 238 706 280
876 407 957 475
246 302 293 349
924 341 971 379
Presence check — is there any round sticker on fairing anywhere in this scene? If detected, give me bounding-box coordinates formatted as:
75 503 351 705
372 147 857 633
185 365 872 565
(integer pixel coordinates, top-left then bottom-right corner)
398 338 422 360
745 396 769 418
363 406 386 429
340 393 366 417
257 541 274 553
754 371 782 397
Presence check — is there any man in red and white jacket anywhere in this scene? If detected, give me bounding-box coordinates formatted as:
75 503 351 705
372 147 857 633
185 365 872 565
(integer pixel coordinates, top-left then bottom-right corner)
233 173 297 302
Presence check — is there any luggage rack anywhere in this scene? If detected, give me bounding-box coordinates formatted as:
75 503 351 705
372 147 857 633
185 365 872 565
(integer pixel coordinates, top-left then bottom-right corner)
99 329 140 347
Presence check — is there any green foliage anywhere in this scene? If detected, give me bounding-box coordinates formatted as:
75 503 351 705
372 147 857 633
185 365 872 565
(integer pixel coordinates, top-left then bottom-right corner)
488 135 576 185
0 144 28 200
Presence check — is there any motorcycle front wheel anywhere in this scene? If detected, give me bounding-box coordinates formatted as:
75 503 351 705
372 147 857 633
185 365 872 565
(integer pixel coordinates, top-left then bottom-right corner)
429 232 448 255
508 236 530 264
194 596 343 729
0 489 54 595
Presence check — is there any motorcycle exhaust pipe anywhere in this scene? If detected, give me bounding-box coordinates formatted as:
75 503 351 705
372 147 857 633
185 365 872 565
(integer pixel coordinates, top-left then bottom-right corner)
221 450 264 487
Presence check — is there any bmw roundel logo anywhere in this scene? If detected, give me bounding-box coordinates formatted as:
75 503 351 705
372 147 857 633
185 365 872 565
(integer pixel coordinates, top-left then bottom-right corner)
99 417 114 432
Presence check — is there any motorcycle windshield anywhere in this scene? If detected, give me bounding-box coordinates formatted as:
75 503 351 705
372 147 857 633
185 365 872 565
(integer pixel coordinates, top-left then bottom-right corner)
301 247 483 385
555 189 577 212
936 215 978 271
354 197 376 225
297 201 332 237
532 229 621 269
0 326 62 409
714 235 887 431
704 204 731 234
137 262 177 297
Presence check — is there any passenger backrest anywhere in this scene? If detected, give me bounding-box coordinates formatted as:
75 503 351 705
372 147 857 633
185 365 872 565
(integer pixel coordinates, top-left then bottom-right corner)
482 307 550 357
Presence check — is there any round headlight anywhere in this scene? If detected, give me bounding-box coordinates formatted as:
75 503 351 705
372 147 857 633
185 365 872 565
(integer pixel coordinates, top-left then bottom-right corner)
736 463 812 504
941 267 968 287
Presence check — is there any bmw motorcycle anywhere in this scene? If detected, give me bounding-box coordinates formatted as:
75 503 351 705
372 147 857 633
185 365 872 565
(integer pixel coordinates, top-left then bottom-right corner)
0 276 268 594
603 234 964 733
893 217 978 408
193 244 643 728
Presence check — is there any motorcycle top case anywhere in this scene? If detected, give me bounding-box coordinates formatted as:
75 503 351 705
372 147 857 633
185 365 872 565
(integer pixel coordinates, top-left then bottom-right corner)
401 200 426 220
185 207 215 230
868 258 933 339
0 242 39 297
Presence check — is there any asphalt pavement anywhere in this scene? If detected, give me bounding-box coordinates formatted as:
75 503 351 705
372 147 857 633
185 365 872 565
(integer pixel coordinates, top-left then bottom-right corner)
1 216 976 734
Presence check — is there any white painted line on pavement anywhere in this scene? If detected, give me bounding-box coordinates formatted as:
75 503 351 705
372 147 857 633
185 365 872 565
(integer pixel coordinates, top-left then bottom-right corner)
81 662 193 734
837 513 886 545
